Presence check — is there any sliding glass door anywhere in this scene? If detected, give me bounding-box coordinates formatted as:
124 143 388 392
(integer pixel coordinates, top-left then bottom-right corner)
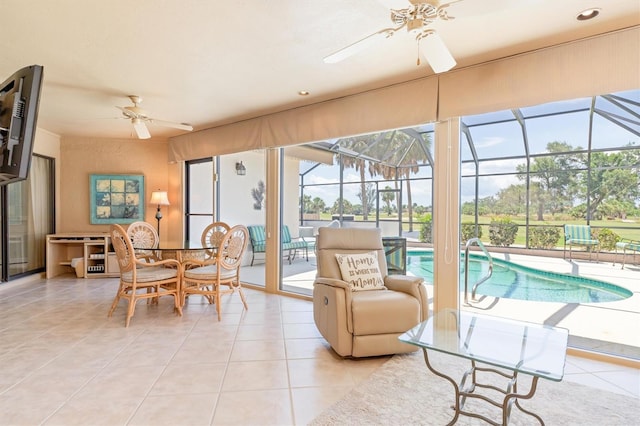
0 154 54 282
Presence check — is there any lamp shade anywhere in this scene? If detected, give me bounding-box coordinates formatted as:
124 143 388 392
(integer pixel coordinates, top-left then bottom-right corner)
150 191 170 206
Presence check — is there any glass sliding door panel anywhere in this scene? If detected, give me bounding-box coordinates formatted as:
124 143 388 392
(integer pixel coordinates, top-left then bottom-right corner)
281 148 314 296
185 159 214 245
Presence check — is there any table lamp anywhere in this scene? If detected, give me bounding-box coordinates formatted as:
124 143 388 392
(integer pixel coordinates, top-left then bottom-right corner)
149 190 170 236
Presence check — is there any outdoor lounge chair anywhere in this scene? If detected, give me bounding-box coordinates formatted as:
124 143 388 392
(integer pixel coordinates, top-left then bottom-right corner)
614 239 640 269
564 224 599 261
247 225 308 265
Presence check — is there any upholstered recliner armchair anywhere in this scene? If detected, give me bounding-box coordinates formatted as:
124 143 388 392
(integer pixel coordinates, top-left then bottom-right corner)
313 227 429 357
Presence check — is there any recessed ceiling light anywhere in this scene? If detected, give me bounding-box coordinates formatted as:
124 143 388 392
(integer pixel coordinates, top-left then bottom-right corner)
576 8 601 21
298 90 310 96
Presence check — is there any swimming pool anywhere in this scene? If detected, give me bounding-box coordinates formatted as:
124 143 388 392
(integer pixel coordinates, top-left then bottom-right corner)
406 250 632 303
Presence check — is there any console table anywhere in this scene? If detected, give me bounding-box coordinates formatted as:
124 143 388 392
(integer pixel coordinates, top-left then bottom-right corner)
46 233 119 279
399 309 568 426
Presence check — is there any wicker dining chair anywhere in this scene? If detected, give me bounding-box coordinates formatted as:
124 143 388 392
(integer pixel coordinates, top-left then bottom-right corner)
201 221 231 260
181 224 249 320
126 221 160 262
109 224 182 327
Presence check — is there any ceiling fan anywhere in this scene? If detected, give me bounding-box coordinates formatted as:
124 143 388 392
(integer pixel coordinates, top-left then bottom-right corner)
324 0 461 73
116 95 193 139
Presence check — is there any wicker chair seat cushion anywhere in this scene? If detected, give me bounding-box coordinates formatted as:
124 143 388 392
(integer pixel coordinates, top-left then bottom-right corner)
184 264 237 280
122 266 178 283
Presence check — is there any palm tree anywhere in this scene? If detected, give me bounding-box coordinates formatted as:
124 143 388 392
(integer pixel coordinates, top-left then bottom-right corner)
339 135 377 220
338 130 431 228
382 186 395 214
367 130 431 232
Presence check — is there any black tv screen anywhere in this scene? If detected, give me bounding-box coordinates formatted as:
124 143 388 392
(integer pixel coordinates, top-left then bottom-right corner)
0 65 43 185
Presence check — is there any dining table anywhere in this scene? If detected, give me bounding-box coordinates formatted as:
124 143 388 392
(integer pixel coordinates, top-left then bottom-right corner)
133 243 217 264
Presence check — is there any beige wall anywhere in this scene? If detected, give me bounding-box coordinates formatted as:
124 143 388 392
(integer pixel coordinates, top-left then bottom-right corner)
58 137 181 243
218 150 300 232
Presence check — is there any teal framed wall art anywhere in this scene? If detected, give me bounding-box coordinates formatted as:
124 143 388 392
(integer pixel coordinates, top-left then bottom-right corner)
90 174 145 224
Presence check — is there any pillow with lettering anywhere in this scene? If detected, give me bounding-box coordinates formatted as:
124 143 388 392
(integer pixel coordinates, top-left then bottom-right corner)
335 251 386 291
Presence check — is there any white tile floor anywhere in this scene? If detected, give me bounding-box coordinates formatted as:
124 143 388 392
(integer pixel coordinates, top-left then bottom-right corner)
0 274 637 425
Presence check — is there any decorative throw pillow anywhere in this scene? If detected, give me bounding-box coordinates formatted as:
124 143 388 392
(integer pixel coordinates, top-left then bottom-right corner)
335 251 386 291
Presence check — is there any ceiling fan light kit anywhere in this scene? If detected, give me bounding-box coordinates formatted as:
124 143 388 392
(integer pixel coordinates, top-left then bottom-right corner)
131 117 151 139
116 95 193 139
324 0 458 73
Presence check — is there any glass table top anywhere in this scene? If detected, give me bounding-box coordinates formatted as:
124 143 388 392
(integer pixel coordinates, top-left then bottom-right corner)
133 244 216 262
398 309 569 381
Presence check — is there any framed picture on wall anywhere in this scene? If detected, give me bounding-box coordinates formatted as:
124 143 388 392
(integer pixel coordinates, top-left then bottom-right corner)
90 174 145 224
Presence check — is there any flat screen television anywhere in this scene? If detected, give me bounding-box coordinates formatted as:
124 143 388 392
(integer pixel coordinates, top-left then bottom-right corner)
0 64 43 185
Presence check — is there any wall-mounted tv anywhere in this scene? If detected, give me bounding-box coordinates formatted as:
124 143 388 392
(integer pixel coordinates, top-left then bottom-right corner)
0 64 43 186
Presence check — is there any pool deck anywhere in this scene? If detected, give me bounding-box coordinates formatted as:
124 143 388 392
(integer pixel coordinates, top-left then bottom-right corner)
463 252 640 360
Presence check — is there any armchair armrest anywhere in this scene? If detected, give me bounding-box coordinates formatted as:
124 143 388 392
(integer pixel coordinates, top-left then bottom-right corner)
384 275 429 321
313 277 354 333
314 277 350 290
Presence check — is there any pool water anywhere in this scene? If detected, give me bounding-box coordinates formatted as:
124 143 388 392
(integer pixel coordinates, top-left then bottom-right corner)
406 250 632 303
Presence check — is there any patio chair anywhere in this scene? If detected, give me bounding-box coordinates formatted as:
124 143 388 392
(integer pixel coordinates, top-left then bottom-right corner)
299 226 316 256
247 224 308 265
564 224 599 261
109 224 182 327
614 238 640 269
313 227 429 357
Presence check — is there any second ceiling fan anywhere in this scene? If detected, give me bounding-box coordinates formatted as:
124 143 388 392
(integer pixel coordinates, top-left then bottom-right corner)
324 0 461 73
116 95 193 139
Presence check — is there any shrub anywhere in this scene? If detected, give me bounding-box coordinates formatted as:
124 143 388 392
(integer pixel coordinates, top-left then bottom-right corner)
419 213 432 243
592 228 620 251
461 222 482 243
528 226 561 249
488 217 518 247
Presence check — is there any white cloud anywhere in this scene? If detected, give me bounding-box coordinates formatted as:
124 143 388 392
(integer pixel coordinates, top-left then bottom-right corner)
475 136 505 148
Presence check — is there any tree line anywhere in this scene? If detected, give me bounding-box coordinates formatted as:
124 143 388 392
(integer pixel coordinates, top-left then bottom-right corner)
462 141 640 220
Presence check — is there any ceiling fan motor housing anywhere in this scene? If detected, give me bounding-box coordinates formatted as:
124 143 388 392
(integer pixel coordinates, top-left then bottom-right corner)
391 2 452 32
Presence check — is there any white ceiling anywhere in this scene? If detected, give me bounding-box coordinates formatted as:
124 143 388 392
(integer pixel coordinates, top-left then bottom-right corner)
2 0 639 141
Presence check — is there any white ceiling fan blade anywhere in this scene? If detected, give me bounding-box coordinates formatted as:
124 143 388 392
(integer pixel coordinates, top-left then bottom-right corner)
131 118 151 139
419 32 456 73
148 118 193 131
324 27 398 64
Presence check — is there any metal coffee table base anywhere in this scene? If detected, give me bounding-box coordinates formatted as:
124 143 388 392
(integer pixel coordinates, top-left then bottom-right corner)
422 348 544 426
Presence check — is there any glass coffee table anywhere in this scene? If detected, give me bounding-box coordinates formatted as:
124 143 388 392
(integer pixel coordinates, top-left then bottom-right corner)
399 309 568 426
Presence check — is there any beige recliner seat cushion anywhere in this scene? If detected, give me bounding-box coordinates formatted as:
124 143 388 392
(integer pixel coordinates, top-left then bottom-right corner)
351 290 420 336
